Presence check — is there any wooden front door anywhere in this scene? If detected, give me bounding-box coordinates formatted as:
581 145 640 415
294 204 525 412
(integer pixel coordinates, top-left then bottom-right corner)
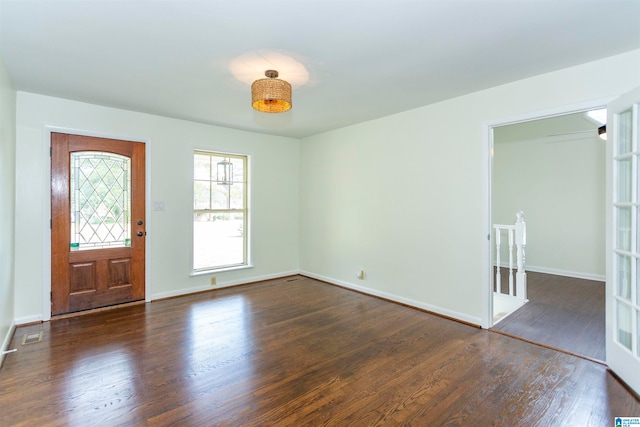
51 133 146 315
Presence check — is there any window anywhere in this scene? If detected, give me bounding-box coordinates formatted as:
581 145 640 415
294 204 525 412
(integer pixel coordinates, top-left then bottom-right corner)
193 150 248 272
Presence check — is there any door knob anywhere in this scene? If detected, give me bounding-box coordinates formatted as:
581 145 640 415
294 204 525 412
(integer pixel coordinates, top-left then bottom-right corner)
137 231 144 237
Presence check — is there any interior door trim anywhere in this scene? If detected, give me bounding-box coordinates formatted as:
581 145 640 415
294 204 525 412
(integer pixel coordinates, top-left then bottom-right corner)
42 125 152 322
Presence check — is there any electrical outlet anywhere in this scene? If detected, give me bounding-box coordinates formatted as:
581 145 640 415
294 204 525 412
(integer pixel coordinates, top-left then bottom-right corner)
210 277 217 286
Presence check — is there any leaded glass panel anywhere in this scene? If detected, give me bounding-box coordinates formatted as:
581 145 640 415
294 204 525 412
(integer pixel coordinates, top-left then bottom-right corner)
70 152 131 250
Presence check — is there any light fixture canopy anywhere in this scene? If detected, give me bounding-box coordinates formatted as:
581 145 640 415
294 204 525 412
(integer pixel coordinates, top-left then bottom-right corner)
598 124 607 141
251 70 292 113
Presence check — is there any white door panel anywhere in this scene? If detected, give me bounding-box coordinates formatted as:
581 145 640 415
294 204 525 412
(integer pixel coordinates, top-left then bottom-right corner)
607 87 640 394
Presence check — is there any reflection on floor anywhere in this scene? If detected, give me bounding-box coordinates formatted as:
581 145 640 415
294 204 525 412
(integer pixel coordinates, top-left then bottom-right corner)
1 275 634 425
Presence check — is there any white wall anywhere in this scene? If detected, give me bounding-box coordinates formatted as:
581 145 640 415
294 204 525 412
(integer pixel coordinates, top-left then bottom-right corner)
10 50 640 326
300 50 640 324
0 55 16 361
493 125 606 280
14 93 300 322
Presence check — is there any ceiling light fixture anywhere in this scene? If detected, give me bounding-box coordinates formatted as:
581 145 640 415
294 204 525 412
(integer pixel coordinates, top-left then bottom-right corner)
598 125 607 140
251 70 292 113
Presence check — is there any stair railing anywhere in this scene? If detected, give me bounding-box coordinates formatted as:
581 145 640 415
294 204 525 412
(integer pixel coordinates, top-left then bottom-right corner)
493 211 527 300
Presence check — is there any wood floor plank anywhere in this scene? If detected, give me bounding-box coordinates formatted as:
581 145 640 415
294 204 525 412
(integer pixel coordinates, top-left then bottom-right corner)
1 275 637 426
493 270 606 360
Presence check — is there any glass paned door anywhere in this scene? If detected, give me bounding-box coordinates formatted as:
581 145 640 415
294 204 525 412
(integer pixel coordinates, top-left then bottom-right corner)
614 107 637 353
51 133 146 316
608 87 640 395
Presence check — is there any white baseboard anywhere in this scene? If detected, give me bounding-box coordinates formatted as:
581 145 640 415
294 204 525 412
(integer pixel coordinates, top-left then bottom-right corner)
495 263 605 282
14 269 483 331
526 265 605 282
150 270 301 300
300 270 482 327
1 321 16 367
12 271 302 325
14 315 43 325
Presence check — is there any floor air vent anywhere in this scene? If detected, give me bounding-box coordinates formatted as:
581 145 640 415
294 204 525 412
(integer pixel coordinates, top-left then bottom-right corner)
21 332 43 345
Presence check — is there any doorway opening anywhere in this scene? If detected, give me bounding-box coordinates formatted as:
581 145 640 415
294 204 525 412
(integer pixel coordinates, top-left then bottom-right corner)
486 105 608 361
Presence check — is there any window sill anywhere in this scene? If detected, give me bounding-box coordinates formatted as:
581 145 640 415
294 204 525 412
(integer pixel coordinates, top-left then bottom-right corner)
190 264 254 277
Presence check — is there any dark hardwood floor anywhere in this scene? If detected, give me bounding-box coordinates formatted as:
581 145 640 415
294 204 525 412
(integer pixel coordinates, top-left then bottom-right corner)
1 276 637 426
492 270 605 361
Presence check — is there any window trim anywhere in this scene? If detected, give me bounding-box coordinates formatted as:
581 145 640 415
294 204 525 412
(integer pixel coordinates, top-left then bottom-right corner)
192 149 250 274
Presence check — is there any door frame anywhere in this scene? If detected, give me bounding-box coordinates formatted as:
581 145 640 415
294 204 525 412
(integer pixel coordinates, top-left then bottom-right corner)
42 125 152 321
481 96 616 330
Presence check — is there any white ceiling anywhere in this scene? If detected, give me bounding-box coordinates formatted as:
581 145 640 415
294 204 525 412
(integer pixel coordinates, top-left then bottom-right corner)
1 0 639 138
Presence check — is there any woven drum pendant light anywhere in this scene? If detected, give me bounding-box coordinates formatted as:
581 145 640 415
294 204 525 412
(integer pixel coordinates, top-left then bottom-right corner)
251 70 292 113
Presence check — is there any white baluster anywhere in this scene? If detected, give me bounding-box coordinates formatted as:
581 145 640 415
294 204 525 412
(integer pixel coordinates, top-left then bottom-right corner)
495 228 501 292
508 228 514 297
515 211 527 301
